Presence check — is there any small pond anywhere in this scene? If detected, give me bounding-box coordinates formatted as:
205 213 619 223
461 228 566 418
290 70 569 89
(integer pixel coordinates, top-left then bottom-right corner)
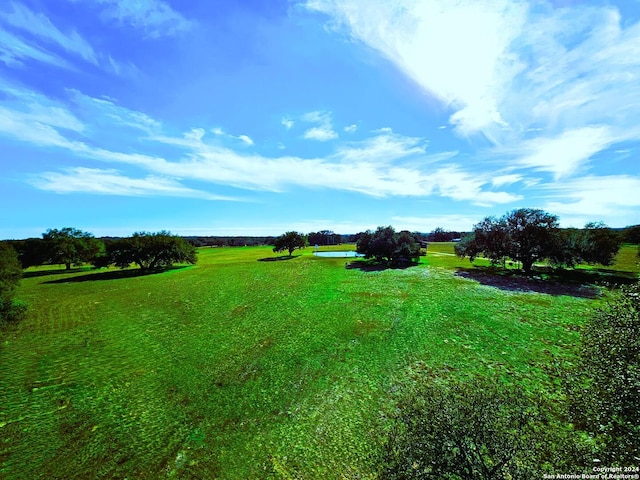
313 251 364 258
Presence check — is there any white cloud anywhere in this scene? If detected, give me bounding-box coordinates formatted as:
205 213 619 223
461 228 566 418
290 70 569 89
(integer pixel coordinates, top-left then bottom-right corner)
209 127 254 145
0 87 86 148
0 108 81 148
429 166 522 205
334 131 427 164
491 174 522 188
29 167 236 200
306 0 640 155
301 110 338 141
344 124 357 133
237 135 254 146
69 90 162 133
306 0 525 137
540 175 640 226
511 126 614 179
303 126 338 141
2 2 98 64
0 85 523 206
0 27 67 68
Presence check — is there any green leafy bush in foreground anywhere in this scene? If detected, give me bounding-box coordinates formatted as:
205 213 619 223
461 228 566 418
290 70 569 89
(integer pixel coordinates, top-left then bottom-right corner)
0 242 26 323
564 282 640 464
384 283 640 478
383 376 547 479
381 374 595 479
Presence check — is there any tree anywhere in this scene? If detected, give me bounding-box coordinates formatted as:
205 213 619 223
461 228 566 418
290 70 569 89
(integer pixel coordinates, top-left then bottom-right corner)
42 227 104 270
9 238 49 269
456 209 560 274
427 227 462 242
553 222 622 268
395 230 421 264
0 242 25 322
273 231 307 256
564 282 640 464
356 226 420 265
308 230 341 246
455 217 510 267
623 224 640 244
108 232 197 270
505 208 559 273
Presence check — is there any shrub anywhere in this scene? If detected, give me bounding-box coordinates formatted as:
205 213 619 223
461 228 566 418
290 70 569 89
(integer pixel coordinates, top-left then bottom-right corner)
564 282 640 464
383 376 548 479
0 242 26 323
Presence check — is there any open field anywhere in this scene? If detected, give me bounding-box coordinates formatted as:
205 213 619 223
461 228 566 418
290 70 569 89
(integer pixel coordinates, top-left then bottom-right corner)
1 244 638 478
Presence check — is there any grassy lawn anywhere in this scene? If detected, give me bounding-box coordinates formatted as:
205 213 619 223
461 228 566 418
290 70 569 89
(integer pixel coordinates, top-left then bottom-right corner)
1 244 637 479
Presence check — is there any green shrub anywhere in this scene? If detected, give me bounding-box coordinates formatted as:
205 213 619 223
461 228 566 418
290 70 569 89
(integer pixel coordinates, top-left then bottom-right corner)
383 376 549 479
564 282 640 464
0 242 25 323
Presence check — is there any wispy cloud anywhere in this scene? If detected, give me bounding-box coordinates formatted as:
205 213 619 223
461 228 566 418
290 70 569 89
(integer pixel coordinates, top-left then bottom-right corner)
334 130 427 164
211 127 254 146
0 84 524 206
306 0 524 138
540 175 640 226
85 0 192 38
2 2 98 64
511 126 614 180
306 0 640 157
29 167 234 200
491 174 522 188
122 128 517 203
0 27 67 68
69 90 161 135
0 97 85 149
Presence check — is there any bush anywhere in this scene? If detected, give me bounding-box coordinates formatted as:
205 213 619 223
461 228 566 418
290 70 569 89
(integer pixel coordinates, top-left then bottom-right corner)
0 242 26 323
564 282 640 464
383 376 550 479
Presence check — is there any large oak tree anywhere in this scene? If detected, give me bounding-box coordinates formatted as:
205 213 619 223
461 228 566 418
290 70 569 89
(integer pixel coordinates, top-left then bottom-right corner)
272 231 307 256
108 231 197 270
455 209 621 274
42 227 104 270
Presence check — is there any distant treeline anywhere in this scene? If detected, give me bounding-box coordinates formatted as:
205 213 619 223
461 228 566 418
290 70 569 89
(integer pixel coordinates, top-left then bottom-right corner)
4 223 639 270
184 231 359 247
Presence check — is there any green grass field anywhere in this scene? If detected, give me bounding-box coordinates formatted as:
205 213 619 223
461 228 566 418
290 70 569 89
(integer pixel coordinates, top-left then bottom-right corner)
1 244 638 479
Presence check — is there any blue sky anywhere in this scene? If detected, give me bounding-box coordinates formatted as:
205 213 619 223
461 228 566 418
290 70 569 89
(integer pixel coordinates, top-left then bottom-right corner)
1 0 639 239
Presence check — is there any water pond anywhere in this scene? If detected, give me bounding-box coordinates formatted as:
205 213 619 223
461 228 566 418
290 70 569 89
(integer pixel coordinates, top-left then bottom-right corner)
313 251 364 258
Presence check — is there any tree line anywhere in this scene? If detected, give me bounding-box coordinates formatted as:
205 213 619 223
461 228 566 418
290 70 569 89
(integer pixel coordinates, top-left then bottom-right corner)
8 228 197 271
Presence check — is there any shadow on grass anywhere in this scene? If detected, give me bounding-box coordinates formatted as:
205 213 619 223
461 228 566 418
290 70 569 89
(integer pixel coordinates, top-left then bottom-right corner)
258 255 300 262
23 267 92 279
42 266 188 284
454 265 637 298
345 259 419 272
